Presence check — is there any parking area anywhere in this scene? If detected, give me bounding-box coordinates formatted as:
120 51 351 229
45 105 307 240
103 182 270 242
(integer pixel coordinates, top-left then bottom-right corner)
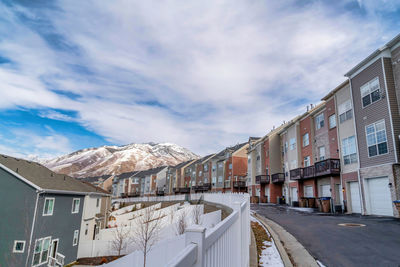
251 204 400 267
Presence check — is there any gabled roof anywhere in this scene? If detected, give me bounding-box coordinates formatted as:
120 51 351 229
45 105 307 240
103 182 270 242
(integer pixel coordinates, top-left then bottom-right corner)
0 154 110 195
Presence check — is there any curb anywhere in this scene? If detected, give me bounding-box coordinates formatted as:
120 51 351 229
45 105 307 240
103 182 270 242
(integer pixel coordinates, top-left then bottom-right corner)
250 228 258 267
254 213 319 267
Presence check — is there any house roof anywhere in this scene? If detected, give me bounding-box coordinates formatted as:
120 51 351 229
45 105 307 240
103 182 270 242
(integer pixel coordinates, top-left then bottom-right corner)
81 174 112 183
0 154 110 195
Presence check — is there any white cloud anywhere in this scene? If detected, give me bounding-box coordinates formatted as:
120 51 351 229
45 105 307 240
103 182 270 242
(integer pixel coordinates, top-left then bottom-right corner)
0 0 398 156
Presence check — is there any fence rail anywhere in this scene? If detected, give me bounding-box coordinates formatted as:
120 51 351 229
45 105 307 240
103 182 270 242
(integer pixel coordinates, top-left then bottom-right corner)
113 192 250 267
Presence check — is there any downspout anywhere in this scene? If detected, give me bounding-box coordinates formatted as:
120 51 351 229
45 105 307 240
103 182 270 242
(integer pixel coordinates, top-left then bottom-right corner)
26 190 42 267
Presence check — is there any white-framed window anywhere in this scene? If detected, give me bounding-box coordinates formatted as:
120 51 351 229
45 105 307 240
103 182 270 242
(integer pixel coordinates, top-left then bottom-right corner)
329 114 336 129
361 77 380 108
341 136 358 165
318 146 325 161
315 113 325 130
339 100 353 123
302 133 309 147
33 236 51 266
13 240 25 253
199 170 202 176
96 198 100 207
229 163 232 169
85 224 89 235
43 198 55 216
71 198 80 214
73 230 79 246
218 176 223 183
304 156 311 167
218 162 223 169
366 120 388 157
289 138 296 150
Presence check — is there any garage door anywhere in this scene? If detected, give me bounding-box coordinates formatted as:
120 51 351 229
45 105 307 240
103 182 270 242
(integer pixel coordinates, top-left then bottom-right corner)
367 177 393 216
291 187 298 202
349 181 361 213
304 186 313 197
320 184 331 197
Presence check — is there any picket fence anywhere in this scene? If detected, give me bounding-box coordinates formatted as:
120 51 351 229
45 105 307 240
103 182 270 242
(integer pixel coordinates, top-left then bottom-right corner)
113 192 250 267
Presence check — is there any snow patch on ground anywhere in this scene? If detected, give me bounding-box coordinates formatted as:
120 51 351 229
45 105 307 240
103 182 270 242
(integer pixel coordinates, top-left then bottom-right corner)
251 215 284 267
317 260 327 267
287 207 315 213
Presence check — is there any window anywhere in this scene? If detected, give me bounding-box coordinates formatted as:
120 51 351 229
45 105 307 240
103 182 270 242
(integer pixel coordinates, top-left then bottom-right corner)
304 156 311 167
342 136 358 165
361 77 380 108
290 160 297 169
199 171 202 176
13 240 25 253
73 230 79 246
290 138 296 150
72 198 80 214
302 133 309 147
85 224 89 235
329 114 336 129
218 162 223 169
33 237 51 266
96 198 100 208
315 113 325 130
229 163 232 169
339 100 353 123
284 142 288 153
43 198 54 216
218 176 223 183
318 146 325 161
366 120 388 157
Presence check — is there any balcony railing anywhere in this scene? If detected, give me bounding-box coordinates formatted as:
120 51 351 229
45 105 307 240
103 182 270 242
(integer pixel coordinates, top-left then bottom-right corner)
127 192 140 197
289 168 303 180
156 189 165 196
180 187 190 193
173 187 180 193
271 173 285 183
255 175 270 184
193 183 212 192
303 165 315 178
233 180 246 188
315 159 340 176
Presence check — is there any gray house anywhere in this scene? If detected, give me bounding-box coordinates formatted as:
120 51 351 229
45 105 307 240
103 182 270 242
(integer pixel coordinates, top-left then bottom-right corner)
0 154 109 267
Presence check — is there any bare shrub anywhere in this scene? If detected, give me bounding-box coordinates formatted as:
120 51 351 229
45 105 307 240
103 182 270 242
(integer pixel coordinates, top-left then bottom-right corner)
110 226 131 256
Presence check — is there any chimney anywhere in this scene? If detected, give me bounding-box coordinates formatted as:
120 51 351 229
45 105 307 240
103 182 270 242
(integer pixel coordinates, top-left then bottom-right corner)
306 105 309 112
310 104 314 109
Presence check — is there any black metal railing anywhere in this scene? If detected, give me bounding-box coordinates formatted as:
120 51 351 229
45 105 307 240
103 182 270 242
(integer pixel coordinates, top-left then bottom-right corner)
180 187 190 193
271 173 285 183
233 180 246 187
255 175 270 184
315 159 340 176
289 168 303 180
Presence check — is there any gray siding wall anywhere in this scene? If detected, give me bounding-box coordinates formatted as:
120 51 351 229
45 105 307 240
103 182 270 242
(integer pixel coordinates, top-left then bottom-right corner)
0 168 36 267
391 46 400 109
350 58 396 168
28 193 85 266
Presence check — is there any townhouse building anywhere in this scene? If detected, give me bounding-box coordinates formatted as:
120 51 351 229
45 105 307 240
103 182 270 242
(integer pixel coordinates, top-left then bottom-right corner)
0 154 110 267
80 175 113 192
185 154 215 193
172 160 196 194
246 137 261 202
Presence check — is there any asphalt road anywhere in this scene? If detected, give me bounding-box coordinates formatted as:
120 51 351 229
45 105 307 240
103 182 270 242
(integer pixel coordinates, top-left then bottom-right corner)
251 204 400 267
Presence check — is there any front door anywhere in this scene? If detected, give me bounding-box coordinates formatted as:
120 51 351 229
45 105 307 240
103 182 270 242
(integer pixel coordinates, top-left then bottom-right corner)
291 187 298 202
48 239 58 267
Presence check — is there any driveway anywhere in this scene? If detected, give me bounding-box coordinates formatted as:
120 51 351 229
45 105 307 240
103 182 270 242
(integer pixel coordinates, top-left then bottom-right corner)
251 204 400 267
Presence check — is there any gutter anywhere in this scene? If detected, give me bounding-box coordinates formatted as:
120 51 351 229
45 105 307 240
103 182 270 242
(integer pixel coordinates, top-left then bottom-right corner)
25 189 43 267
42 189 111 197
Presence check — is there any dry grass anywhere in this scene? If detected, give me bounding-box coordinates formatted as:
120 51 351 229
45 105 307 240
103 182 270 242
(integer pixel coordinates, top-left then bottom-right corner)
251 221 272 266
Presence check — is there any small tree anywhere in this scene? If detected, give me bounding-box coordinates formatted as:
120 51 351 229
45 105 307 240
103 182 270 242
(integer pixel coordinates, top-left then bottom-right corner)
191 205 203 225
132 208 162 267
175 209 187 235
110 225 131 256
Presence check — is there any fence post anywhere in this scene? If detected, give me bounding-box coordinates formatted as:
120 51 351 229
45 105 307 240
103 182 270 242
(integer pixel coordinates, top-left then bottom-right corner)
185 225 206 267
234 202 242 267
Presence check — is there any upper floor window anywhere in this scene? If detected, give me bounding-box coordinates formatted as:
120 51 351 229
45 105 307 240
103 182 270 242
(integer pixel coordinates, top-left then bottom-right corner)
329 114 336 129
289 138 296 150
339 100 353 123
96 198 100 208
72 198 80 214
256 155 260 161
204 164 208 171
304 156 311 167
302 133 309 147
43 198 54 216
361 77 380 108
342 136 358 165
218 162 223 169
283 142 288 154
315 113 325 130
318 146 325 161
199 171 203 176
366 120 388 157
229 163 232 169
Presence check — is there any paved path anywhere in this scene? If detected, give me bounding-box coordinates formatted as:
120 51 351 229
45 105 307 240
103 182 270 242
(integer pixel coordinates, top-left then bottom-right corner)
252 204 400 267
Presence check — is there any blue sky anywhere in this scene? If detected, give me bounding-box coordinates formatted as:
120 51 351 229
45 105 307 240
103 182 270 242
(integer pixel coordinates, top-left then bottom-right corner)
0 0 400 159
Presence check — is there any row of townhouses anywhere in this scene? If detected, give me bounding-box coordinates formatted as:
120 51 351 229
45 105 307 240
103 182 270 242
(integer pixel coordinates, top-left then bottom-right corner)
247 34 400 218
0 154 111 267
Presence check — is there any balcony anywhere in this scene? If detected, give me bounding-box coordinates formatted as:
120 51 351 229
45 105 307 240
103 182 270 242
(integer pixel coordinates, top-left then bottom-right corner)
289 168 303 180
271 173 285 183
127 192 140 197
315 159 340 176
156 189 165 196
303 165 315 179
173 187 180 193
180 187 190 193
233 180 246 188
255 175 270 184
193 183 212 192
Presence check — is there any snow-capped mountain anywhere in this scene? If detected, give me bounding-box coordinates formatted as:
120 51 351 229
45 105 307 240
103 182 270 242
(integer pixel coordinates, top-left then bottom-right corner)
42 143 199 178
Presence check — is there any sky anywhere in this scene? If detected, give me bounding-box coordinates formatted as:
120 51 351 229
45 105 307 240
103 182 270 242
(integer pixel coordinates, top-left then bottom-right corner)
0 0 400 159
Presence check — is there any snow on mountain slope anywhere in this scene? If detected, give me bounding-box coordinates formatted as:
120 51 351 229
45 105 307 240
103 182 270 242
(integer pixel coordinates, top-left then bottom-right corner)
42 143 199 178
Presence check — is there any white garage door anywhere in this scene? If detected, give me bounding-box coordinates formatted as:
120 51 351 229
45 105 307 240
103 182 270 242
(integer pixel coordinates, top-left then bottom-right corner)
291 187 298 202
349 181 361 213
320 184 331 197
367 177 393 216
304 186 313 197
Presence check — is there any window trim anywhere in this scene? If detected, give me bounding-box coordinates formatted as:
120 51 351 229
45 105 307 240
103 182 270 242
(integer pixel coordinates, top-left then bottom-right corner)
318 146 326 161
360 77 381 108
315 112 325 130
329 114 336 129
71 198 80 214
43 198 55 216
302 133 309 147
32 236 51 267
13 240 26 253
341 135 358 165
73 230 79 246
365 119 389 158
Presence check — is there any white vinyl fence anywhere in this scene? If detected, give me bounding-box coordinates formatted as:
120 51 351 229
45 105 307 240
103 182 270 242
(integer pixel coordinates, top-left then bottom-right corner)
110 193 250 267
